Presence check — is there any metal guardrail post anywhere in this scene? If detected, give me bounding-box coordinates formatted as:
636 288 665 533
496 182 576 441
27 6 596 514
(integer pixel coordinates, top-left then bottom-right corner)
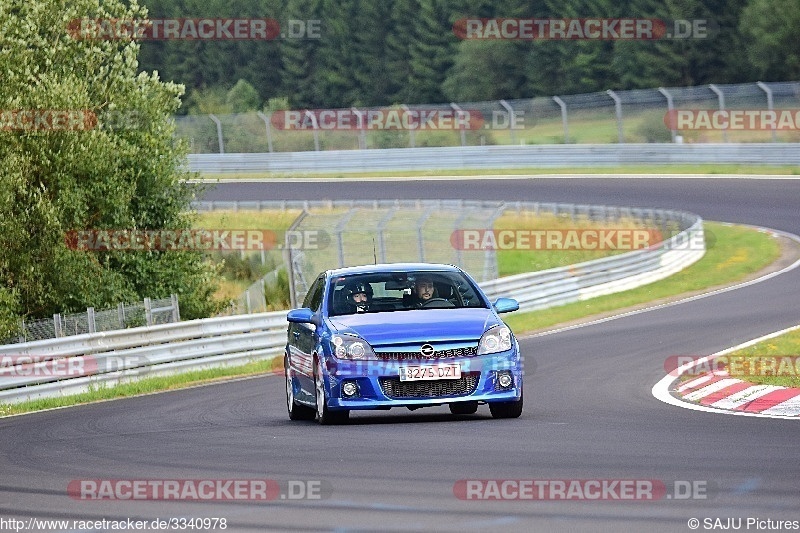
401 105 416 148
499 99 517 145
87 307 96 334
658 87 677 143
286 210 309 309
415 210 435 263
118 303 125 328
352 107 367 149
144 297 153 326
376 207 397 263
255 112 274 153
709 84 727 143
552 96 569 143
171 294 180 322
209 114 224 154
334 208 359 268
451 103 467 147
304 110 320 151
607 90 624 143
756 81 776 143
53 314 61 338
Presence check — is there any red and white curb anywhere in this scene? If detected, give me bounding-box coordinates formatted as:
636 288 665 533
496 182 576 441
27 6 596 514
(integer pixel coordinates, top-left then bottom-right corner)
652 324 800 419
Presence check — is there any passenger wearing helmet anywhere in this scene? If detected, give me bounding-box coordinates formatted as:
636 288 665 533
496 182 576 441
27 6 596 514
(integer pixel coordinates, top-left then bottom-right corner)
344 280 372 313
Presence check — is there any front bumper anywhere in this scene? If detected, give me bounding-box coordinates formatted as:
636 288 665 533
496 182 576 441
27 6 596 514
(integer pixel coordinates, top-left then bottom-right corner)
321 351 523 410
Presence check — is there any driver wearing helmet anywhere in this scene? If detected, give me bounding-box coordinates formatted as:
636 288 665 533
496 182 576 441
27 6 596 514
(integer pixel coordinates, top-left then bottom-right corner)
344 280 372 313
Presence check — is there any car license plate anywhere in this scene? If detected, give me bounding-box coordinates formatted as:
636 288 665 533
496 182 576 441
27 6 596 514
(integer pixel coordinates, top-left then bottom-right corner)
399 363 461 381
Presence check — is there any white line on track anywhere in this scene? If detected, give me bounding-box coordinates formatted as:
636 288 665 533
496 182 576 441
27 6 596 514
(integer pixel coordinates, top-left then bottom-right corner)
190 173 800 183
522 226 800 341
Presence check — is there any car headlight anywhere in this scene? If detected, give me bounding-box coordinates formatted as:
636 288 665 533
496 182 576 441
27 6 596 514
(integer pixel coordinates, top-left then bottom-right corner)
477 326 512 355
331 335 376 360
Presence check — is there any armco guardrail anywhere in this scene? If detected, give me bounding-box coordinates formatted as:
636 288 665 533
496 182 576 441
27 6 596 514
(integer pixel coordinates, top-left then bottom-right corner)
480 217 704 310
0 205 704 405
0 311 289 404
187 144 800 174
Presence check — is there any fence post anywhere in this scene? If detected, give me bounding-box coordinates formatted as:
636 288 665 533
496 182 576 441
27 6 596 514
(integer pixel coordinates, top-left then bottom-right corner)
552 96 569 143
334 208 359 268
255 111 274 152
118 302 125 328
415 211 434 263
52 315 61 339
450 102 467 146
376 207 397 264
606 90 624 143
756 81 776 143
171 294 180 322
87 307 96 334
144 297 153 326
352 107 367 149
304 110 320 151
209 114 225 154
499 99 517 145
709 84 727 143
658 87 677 143
401 105 416 148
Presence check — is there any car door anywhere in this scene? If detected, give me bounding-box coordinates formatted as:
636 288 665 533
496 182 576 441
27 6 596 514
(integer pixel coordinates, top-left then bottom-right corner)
288 275 325 401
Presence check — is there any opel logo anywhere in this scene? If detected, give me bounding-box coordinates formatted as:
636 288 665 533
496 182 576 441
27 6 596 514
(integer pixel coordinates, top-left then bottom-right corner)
420 344 435 357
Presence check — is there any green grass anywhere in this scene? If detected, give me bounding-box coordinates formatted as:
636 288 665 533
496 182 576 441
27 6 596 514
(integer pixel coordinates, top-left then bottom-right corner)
713 327 800 389
503 222 781 333
0 358 283 417
193 164 800 180
494 212 667 276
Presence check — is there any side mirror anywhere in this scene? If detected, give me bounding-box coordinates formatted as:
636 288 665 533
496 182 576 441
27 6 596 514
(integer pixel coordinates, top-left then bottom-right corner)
493 298 519 314
287 308 319 325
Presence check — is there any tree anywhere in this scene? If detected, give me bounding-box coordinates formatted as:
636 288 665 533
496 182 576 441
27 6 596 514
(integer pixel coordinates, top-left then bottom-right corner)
0 0 223 338
404 0 459 103
740 0 800 80
442 41 524 101
226 79 262 112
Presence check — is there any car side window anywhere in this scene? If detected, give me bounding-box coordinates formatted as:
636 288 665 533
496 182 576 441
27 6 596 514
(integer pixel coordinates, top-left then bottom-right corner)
303 276 325 312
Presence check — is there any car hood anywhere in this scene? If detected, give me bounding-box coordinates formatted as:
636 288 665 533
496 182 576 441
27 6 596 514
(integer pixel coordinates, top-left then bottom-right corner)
328 308 499 346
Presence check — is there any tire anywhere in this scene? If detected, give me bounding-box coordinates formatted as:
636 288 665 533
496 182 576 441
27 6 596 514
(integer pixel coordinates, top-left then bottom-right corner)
314 357 349 425
285 356 314 421
449 401 479 415
488 389 523 419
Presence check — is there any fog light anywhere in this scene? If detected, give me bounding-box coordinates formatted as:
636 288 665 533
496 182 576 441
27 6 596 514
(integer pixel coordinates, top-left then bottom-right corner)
342 380 359 397
496 371 513 389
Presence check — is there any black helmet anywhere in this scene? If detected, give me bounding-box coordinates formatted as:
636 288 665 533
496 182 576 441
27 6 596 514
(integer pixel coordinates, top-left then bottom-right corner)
345 280 372 312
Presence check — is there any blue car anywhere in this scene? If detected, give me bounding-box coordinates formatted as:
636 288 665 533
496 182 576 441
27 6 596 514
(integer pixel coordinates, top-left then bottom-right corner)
284 263 523 424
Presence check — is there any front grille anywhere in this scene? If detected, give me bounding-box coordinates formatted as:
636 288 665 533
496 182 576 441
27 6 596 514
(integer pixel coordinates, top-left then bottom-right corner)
379 373 480 398
375 346 478 360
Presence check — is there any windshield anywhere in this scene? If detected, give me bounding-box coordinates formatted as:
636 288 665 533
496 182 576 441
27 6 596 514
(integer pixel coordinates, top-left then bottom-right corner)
327 271 487 316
